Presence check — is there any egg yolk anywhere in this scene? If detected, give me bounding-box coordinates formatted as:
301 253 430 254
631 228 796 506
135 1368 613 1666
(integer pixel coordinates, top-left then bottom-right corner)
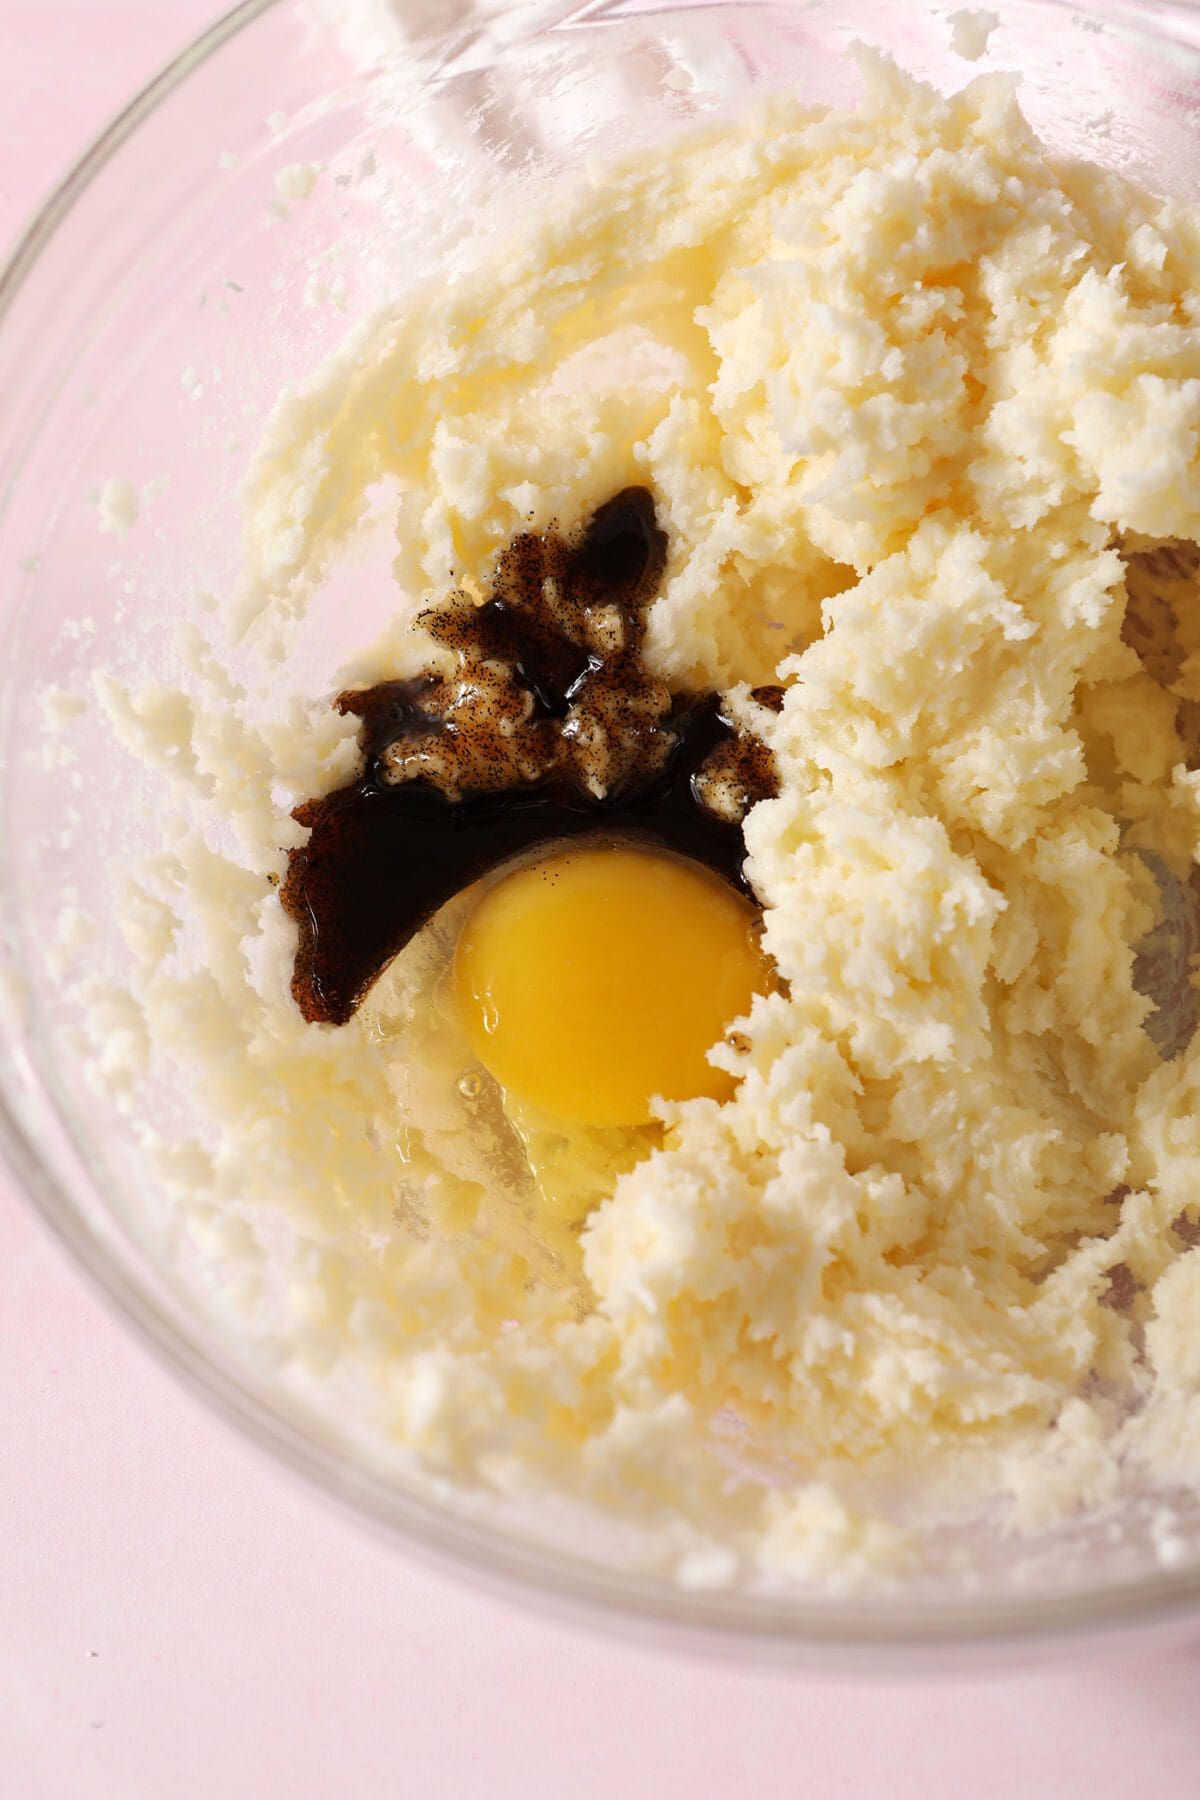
452 843 767 1127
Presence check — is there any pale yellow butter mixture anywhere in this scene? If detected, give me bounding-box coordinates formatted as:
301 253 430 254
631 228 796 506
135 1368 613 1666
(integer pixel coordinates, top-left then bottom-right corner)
96 52 1200 1580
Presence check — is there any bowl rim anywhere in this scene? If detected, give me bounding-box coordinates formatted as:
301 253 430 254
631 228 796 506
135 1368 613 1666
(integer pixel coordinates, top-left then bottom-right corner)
3 0 1200 1667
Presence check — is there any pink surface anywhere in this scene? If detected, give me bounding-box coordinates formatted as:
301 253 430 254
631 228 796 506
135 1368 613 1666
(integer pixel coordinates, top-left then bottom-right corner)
4 6 1200 1796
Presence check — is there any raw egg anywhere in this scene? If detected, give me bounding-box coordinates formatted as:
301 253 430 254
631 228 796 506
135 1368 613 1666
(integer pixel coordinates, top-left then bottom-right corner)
453 842 767 1126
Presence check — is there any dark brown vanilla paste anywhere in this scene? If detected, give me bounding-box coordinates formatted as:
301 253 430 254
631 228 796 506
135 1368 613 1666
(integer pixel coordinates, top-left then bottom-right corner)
281 488 781 1025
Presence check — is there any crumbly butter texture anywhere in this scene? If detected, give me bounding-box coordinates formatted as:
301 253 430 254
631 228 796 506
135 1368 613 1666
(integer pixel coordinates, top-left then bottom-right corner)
94 53 1200 1582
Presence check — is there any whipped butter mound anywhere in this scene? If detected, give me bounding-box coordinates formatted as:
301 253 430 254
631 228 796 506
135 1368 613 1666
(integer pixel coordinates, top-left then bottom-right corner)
93 51 1200 1586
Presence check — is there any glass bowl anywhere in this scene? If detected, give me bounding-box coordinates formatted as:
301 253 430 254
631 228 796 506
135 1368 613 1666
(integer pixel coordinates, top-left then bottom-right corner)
5 0 1200 1667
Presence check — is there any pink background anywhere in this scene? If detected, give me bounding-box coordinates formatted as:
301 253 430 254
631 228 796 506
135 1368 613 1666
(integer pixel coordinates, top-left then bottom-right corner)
4 5 1200 1795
